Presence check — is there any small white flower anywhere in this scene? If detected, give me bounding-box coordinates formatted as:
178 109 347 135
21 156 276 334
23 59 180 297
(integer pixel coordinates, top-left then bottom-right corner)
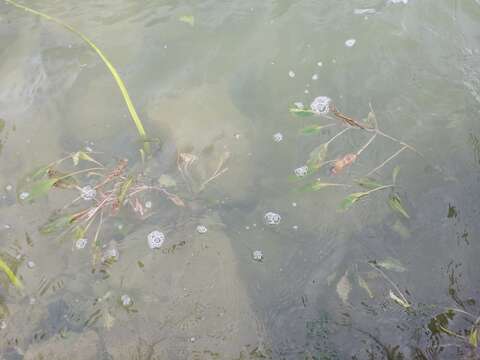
345 39 356 47
252 250 264 262
264 212 281 225
19 192 30 200
148 230 165 249
76 238 88 249
272 133 283 143
310 96 332 114
196 225 208 234
288 70 295 78
80 185 96 201
294 166 309 177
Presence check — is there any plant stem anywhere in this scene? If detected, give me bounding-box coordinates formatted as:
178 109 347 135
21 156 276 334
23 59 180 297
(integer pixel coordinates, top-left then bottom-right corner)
356 133 377 157
365 184 394 195
325 127 350 147
366 146 407 177
369 262 410 306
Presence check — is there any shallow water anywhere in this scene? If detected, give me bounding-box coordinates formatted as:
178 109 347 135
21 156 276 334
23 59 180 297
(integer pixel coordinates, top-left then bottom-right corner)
1 0 480 359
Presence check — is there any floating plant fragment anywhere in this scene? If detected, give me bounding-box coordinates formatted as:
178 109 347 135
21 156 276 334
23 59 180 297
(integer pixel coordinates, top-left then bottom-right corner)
339 192 369 211
375 257 407 272
310 96 332 114
0 257 23 289
354 177 383 190
299 124 332 135
289 107 315 117
264 212 281 225
147 230 165 249
389 290 410 308
357 275 374 298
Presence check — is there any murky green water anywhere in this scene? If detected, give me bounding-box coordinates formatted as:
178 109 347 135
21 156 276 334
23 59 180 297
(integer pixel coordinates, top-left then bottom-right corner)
1 0 480 359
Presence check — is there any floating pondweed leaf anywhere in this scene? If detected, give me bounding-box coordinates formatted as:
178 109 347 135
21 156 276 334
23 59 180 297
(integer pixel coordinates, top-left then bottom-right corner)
307 143 328 171
388 194 409 219
340 192 369 211
299 124 330 135
355 177 383 190
179 15 195 26
357 275 374 298
388 290 410 309
336 271 351 305
289 107 316 117
375 257 406 272
392 166 400 184
0 257 23 289
40 214 75 235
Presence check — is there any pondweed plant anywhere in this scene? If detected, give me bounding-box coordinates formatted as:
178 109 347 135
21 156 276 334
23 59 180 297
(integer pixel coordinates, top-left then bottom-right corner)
290 96 422 216
3 0 149 154
16 150 185 263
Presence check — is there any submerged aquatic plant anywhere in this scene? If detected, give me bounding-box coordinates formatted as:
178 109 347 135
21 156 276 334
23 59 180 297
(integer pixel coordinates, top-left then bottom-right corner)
290 98 420 216
3 0 149 152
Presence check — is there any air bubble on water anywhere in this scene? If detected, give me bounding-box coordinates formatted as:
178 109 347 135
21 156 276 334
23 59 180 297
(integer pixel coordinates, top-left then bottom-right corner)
310 96 332 114
292 202 297 207
196 225 208 234
76 238 88 249
27 261 35 269
304 89 310 94
252 250 264 262
294 166 309 177
264 212 281 225
293 225 299 230
312 74 319 80
272 133 283 143
120 294 132 307
80 185 96 201
288 70 295 78
5 185 12 192
148 230 165 249
345 39 356 47
317 61 323 67
19 192 29 200
145 201 152 209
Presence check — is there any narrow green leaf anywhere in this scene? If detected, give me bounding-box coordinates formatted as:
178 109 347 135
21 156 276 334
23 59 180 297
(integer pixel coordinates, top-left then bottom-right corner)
376 257 407 272
19 178 59 202
389 290 410 309
392 166 400 184
289 107 316 117
0 258 23 289
355 177 383 190
469 328 478 348
340 192 369 211
179 15 195 26
40 214 75 235
117 176 134 205
358 275 374 298
300 124 328 135
389 194 410 219
306 143 328 170
311 182 344 191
